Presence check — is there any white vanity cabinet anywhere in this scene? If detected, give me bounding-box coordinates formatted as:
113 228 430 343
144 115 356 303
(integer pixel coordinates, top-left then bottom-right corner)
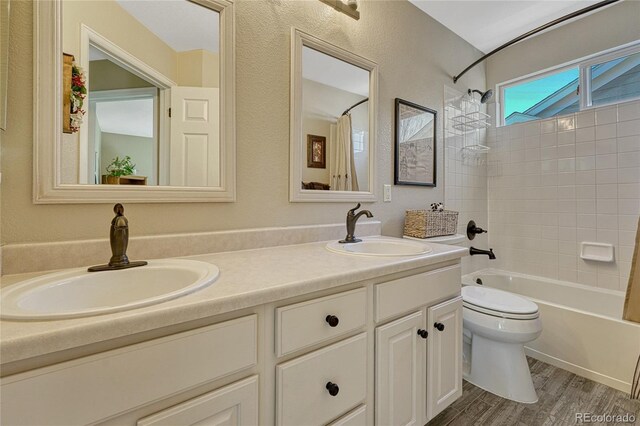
0 315 259 426
1 260 464 426
374 265 463 425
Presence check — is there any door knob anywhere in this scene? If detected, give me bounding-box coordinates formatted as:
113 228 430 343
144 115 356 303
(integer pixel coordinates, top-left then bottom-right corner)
417 329 429 339
326 382 340 396
434 322 445 331
325 315 340 327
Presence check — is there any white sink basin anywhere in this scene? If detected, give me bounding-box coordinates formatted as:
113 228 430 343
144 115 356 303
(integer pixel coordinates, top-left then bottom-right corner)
326 237 432 257
0 259 219 320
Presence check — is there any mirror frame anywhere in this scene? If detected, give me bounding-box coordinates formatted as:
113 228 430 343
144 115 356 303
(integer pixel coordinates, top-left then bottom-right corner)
289 28 378 203
34 0 236 203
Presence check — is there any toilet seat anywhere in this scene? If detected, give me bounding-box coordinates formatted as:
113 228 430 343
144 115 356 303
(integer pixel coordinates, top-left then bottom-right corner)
462 286 539 320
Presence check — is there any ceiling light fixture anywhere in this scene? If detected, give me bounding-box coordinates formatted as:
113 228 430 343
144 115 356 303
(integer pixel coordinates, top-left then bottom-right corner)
319 0 360 20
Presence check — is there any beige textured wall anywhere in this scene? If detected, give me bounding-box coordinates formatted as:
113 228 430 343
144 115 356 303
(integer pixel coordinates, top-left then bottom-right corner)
486 0 640 89
177 50 220 88
2 0 485 245
62 0 178 81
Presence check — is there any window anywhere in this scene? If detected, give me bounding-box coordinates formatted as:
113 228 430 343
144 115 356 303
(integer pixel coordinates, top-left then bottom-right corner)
498 42 640 126
503 67 579 126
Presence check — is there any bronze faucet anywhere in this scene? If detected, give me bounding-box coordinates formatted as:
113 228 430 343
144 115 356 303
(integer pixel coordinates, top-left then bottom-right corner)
88 203 148 272
340 203 373 243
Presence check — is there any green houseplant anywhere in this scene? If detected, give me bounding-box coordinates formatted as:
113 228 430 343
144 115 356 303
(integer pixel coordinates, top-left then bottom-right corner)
105 156 136 184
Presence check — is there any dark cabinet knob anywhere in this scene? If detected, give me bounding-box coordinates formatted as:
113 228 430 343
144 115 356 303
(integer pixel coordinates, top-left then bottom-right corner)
326 381 340 396
417 329 429 339
434 322 445 331
325 315 340 327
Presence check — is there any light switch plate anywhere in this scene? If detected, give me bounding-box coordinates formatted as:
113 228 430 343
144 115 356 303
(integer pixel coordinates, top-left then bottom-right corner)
383 185 391 202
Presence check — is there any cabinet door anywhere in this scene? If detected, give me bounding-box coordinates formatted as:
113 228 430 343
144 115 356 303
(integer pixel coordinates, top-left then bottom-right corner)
426 297 463 421
137 376 258 426
375 311 425 426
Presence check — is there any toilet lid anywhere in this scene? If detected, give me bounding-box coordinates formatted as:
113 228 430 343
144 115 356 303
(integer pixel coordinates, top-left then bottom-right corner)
462 286 538 315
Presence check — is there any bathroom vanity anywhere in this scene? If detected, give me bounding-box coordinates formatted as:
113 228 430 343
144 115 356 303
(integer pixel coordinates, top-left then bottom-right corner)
0 239 466 426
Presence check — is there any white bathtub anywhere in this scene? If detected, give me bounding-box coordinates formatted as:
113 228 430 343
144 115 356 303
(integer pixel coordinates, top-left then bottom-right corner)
462 269 640 393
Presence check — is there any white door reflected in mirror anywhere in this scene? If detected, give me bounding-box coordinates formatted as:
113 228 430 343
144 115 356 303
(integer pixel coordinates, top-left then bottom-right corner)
290 29 378 202
61 0 220 188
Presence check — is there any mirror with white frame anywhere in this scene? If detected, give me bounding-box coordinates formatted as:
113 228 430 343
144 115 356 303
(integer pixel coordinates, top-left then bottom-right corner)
290 29 377 202
34 0 235 203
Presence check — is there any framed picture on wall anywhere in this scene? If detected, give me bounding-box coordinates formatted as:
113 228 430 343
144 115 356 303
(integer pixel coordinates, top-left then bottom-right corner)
307 134 326 169
394 98 436 186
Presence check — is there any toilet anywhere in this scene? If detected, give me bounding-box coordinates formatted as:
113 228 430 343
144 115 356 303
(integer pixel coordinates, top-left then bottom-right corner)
461 285 542 403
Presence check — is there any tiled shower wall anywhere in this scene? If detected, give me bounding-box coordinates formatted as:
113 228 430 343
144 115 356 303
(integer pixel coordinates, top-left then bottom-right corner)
444 86 490 275
487 100 640 292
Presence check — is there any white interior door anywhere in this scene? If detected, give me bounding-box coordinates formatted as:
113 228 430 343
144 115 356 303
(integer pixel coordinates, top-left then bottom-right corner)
169 86 220 187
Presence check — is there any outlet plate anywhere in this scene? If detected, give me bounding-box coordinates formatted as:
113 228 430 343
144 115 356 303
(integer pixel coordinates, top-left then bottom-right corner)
383 185 391 202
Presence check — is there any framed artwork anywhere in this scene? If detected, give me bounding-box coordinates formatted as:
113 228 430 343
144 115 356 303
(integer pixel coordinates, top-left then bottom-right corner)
307 134 326 169
394 98 436 186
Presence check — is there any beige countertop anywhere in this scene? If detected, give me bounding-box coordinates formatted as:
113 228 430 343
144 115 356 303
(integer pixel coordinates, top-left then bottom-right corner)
0 237 467 369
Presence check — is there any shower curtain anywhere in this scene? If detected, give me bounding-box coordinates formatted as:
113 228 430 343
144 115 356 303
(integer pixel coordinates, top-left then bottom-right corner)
332 114 359 191
624 216 640 399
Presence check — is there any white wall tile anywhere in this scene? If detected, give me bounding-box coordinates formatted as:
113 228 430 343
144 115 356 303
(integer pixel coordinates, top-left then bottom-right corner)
596 169 618 184
576 156 595 171
558 158 576 172
617 119 640 138
596 184 617 199
557 130 576 145
575 170 595 185
618 183 640 199
617 135 640 153
576 127 595 143
595 106 617 125
596 124 617 140
557 144 575 158
488 103 638 290
595 154 618 170
576 110 595 128
619 167 640 183
541 118 557 134
540 133 557 147
558 115 576 131
618 151 640 168
595 138 616 155
576 142 595 157
617 100 640 122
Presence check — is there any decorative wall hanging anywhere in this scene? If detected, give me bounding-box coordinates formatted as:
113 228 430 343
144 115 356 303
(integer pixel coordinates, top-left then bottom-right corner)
307 134 327 169
394 98 436 186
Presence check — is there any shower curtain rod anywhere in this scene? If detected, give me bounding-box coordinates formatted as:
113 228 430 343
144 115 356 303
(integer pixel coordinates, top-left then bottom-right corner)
452 0 621 84
342 98 369 115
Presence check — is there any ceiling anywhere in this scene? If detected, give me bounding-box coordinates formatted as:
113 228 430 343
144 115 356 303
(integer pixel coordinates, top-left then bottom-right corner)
409 0 603 54
302 46 370 97
96 99 154 138
116 0 219 53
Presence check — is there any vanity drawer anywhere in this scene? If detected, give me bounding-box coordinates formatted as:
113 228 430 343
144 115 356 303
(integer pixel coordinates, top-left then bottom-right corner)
1 315 258 426
276 333 367 426
328 405 367 426
275 288 366 357
375 265 461 322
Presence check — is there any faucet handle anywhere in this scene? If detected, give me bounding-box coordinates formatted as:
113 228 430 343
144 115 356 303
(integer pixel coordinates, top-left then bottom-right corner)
348 203 362 215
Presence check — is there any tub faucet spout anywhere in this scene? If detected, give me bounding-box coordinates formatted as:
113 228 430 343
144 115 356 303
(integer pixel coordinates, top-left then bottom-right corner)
470 246 496 259
340 203 373 244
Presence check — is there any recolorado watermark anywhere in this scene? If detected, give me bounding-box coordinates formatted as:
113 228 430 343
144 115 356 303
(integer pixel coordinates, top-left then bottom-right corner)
575 412 636 424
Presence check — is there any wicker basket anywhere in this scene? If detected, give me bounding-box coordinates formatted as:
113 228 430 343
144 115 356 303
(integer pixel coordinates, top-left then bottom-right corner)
404 209 459 239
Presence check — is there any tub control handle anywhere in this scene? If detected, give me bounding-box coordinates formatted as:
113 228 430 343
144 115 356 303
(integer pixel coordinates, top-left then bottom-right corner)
326 315 340 327
417 329 429 339
326 382 340 396
434 322 445 331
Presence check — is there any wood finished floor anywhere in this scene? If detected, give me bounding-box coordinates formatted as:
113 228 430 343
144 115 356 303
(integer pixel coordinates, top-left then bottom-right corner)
427 358 640 426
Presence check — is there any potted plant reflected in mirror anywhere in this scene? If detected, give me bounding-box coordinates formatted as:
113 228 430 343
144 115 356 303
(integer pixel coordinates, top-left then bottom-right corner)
103 156 138 185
